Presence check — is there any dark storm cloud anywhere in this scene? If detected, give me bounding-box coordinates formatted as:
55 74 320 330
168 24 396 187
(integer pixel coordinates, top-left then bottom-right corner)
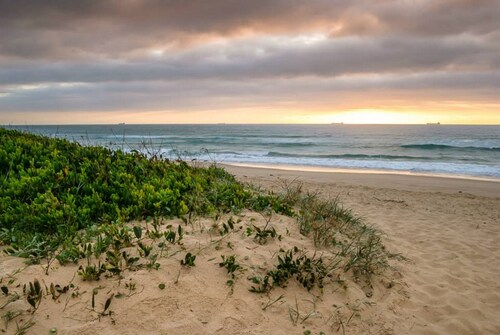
1 0 499 61
1 35 497 85
0 0 344 60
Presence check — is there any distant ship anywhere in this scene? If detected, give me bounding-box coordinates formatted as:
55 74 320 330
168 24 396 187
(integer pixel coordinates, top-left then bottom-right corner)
426 122 441 125
331 122 344 125
118 122 126 125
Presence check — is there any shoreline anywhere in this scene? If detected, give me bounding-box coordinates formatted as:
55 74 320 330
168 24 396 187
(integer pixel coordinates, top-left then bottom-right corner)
221 163 500 198
224 162 500 183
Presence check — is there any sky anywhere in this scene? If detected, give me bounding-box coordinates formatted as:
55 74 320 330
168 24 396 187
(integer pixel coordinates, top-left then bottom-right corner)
0 0 499 125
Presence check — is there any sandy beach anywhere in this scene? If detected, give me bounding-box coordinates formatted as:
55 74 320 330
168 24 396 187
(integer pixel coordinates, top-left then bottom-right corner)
1 165 499 334
224 164 500 334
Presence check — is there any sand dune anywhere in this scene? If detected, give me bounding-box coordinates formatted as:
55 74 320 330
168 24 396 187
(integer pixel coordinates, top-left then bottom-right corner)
1 165 499 334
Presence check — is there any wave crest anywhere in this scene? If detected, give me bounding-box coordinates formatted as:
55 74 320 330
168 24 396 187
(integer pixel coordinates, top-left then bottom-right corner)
401 144 500 151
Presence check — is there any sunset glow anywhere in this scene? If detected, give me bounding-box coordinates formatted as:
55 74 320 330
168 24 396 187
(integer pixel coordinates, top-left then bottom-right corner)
324 110 428 125
0 1 499 125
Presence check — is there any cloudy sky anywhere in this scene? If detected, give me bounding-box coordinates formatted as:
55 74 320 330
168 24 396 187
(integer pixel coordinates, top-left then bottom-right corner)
1 0 499 124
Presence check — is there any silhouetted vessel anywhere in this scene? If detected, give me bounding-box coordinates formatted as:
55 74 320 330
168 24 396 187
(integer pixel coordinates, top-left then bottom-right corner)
426 122 441 125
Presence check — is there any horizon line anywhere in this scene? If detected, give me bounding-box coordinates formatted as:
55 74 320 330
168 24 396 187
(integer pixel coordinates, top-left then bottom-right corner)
2 123 500 126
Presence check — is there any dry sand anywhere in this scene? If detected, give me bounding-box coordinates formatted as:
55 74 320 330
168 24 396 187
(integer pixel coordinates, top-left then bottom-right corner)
225 164 500 334
1 165 499 334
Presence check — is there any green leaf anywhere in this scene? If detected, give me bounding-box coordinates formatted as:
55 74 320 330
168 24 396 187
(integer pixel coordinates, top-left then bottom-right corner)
133 226 142 239
103 294 113 312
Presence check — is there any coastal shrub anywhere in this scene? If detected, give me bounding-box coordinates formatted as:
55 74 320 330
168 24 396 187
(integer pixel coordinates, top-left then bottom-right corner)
0 128 283 253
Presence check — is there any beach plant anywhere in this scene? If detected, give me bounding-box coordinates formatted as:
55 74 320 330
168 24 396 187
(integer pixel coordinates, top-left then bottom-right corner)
3 234 58 266
23 279 42 313
147 217 163 239
145 253 160 270
122 251 140 271
343 230 386 278
219 217 236 236
2 310 23 330
248 275 272 293
133 225 142 239
248 248 327 293
261 294 284 311
56 239 84 265
164 224 183 244
105 248 123 276
78 263 106 281
13 318 36 335
304 330 326 335
270 182 388 282
90 289 114 319
180 252 196 267
219 255 241 275
125 280 137 293
219 254 243 290
248 193 294 216
137 241 153 257
288 296 318 326
251 224 280 245
101 294 114 316
48 283 69 301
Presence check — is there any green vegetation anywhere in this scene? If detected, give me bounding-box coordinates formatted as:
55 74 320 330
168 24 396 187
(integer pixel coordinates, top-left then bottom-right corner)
219 254 243 291
0 128 388 283
248 247 327 293
0 128 287 257
0 128 391 332
180 252 196 267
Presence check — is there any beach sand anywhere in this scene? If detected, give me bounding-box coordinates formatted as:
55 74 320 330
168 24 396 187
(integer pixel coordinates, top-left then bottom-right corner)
224 164 500 334
1 165 499 334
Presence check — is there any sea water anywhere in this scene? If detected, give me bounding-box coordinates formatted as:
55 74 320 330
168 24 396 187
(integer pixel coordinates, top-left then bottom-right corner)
7 124 500 180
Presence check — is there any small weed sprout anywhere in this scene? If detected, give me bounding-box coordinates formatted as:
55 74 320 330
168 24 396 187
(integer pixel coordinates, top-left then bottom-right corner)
164 224 183 244
145 253 160 270
252 224 280 244
48 283 69 301
78 263 105 281
219 255 244 292
219 217 236 236
180 253 196 267
2 309 23 329
262 294 285 311
89 289 114 319
13 318 36 335
24 279 42 313
248 275 272 294
137 241 153 257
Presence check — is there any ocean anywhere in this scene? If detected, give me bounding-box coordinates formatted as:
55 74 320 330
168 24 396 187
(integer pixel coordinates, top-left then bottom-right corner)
6 124 500 180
